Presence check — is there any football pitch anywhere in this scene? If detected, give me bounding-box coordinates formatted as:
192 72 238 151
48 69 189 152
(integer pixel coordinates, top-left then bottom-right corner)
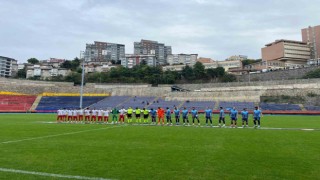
0 114 319 180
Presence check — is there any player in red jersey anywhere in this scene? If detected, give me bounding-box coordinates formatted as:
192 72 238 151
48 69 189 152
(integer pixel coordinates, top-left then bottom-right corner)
84 108 91 122
91 108 97 122
97 109 103 122
56 109 62 122
78 108 84 122
104 109 110 123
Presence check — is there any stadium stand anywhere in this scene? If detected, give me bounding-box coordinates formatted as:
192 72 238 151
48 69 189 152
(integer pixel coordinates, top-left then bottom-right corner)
36 96 106 112
148 98 183 109
181 101 216 111
219 101 255 110
88 96 131 109
121 96 157 109
260 103 302 111
304 105 320 111
0 95 36 112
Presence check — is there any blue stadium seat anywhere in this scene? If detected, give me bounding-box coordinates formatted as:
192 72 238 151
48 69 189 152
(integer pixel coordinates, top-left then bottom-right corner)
305 106 320 111
219 101 255 110
36 96 106 111
259 103 301 111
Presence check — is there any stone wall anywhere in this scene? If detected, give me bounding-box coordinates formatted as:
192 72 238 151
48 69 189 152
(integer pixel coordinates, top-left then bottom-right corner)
0 78 106 95
110 87 171 97
167 82 320 102
238 66 320 82
179 78 320 90
2 77 320 103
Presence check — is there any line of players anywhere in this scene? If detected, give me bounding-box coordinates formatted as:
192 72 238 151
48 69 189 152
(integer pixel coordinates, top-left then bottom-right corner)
57 106 262 128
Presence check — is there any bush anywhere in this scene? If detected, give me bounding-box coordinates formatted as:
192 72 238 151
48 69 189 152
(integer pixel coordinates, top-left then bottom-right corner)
303 68 320 79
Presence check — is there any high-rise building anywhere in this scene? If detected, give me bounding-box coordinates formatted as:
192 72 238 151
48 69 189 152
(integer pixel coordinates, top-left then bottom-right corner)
106 43 125 62
0 56 18 77
261 39 311 68
122 54 157 68
85 41 125 62
301 25 320 60
167 54 198 65
133 39 172 65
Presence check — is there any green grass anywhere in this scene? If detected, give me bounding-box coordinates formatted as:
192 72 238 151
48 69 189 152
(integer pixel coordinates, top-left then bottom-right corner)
0 114 319 180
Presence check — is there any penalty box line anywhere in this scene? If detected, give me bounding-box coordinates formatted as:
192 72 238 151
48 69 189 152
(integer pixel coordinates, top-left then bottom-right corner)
0 167 113 180
0 126 124 145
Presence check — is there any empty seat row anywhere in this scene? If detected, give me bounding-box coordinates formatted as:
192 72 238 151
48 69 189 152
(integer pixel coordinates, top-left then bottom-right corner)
36 96 106 111
259 103 301 111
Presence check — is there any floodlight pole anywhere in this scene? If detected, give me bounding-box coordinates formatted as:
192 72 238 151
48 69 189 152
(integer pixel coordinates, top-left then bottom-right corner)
80 51 85 109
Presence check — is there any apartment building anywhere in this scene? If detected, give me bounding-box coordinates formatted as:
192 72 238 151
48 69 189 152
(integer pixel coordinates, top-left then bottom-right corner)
134 39 172 65
261 39 311 68
0 56 18 77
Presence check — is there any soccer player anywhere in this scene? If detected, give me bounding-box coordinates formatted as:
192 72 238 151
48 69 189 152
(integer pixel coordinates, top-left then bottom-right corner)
119 107 126 124
135 107 141 123
84 108 91 122
127 107 133 123
91 108 97 122
150 108 157 125
230 107 238 128
205 107 213 126
241 108 249 128
191 107 200 126
142 108 149 124
72 109 78 122
56 108 62 122
157 107 165 125
104 109 110 123
78 108 84 122
67 109 73 122
253 106 262 128
111 107 119 124
174 107 180 125
62 108 67 122
219 107 226 127
182 107 189 126
97 109 103 122
166 107 172 125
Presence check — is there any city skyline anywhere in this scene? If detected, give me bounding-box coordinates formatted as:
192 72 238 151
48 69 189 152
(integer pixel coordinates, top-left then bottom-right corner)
0 0 319 62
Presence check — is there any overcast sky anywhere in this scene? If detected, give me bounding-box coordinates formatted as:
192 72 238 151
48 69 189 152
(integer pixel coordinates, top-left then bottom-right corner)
0 0 319 62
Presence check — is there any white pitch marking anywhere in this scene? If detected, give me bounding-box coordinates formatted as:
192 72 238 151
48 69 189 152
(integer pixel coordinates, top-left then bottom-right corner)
0 126 122 145
0 167 113 180
301 129 315 131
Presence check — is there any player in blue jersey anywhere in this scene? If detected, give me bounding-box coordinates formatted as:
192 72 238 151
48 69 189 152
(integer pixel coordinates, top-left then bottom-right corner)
174 107 180 125
205 107 213 126
150 108 157 125
166 107 172 125
241 108 249 128
191 107 200 126
182 107 189 126
230 107 238 128
253 106 262 128
218 107 226 127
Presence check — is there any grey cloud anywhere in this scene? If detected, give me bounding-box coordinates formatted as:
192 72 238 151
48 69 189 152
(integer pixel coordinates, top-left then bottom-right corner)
0 0 319 62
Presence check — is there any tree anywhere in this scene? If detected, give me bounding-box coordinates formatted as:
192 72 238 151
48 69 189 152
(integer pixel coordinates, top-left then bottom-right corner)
221 73 237 82
27 58 39 64
193 62 206 79
17 68 26 78
181 65 195 80
206 68 218 78
71 57 80 71
61 60 72 69
303 69 320 79
216 67 225 77
242 59 262 66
